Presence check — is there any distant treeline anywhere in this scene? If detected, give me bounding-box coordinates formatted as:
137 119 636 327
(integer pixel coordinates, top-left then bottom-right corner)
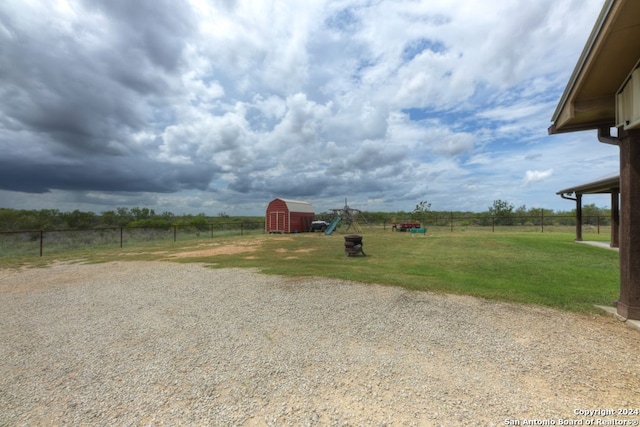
0 201 612 232
317 200 612 227
0 207 260 232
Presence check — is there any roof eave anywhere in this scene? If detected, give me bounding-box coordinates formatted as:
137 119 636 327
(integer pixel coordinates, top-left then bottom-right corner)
547 120 613 135
556 174 620 195
550 0 616 132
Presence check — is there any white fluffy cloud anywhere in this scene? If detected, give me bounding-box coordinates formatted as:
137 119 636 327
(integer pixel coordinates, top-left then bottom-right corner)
523 169 554 185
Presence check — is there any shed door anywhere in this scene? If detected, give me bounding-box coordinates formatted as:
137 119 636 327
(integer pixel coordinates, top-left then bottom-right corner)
269 211 286 232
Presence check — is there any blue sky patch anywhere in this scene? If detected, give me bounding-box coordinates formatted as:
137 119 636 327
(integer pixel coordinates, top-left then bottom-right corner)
402 38 447 61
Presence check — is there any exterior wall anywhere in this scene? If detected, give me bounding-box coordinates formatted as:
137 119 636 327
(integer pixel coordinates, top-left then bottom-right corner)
289 212 314 233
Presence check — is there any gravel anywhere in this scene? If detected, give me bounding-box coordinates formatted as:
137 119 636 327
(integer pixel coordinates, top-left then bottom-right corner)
1 261 639 426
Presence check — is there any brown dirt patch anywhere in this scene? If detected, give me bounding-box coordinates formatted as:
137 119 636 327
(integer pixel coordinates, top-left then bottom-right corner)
168 239 266 259
118 251 170 256
275 248 315 254
0 262 110 293
170 245 257 258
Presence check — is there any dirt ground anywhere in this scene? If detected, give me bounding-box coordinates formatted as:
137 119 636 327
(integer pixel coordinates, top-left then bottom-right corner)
1 239 639 425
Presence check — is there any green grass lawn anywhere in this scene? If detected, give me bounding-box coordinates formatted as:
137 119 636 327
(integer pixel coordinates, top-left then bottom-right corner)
164 230 619 313
1 229 620 314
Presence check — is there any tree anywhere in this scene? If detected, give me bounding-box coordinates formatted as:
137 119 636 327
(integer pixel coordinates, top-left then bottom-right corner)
412 201 431 226
160 211 175 221
189 214 210 231
101 210 119 227
130 207 154 220
63 210 98 229
489 199 514 225
116 207 133 225
581 203 610 226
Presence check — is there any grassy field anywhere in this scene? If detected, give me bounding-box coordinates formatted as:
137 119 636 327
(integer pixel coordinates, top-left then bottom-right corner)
0 228 619 314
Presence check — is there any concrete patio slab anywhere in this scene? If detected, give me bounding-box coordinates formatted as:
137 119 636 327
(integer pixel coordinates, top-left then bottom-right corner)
595 305 640 332
576 241 619 251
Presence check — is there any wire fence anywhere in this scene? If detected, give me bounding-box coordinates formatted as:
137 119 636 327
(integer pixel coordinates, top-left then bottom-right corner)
378 214 612 233
0 221 266 257
0 215 613 257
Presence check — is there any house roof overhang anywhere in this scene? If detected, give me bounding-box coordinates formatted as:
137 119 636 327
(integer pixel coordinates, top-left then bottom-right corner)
556 173 619 196
549 0 640 135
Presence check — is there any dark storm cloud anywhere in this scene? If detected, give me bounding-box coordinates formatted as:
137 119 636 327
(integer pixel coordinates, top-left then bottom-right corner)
0 0 204 195
0 156 216 194
252 176 334 199
80 0 195 73
2 14 141 154
234 167 388 202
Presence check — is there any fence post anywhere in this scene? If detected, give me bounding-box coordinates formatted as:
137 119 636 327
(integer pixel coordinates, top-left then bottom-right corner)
450 212 453 232
492 217 495 232
120 228 123 248
40 230 43 257
241 222 244 236
597 215 601 234
211 223 214 239
174 225 177 242
541 210 544 233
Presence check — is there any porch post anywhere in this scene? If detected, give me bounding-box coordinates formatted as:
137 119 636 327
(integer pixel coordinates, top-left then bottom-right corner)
575 194 583 242
617 129 640 320
611 188 619 249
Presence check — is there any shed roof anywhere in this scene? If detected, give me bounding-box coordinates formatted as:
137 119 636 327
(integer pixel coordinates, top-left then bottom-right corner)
274 198 314 213
549 0 640 134
556 173 619 196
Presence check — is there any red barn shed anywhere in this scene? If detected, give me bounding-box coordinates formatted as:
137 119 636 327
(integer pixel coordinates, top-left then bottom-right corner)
265 198 314 233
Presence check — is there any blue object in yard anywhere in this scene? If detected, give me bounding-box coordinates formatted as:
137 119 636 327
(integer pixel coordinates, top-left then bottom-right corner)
325 216 341 235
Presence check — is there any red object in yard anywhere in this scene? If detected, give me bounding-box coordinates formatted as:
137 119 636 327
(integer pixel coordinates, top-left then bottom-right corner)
399 222 421 231
265 198 315 234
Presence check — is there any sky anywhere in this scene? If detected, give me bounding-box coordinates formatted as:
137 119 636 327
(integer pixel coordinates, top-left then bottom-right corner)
0 0 619 216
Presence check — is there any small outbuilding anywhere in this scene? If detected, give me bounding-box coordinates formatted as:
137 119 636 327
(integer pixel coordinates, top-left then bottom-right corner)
265 198 314 234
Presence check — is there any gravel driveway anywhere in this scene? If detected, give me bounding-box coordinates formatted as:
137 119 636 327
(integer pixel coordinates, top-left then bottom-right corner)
1 261 639 426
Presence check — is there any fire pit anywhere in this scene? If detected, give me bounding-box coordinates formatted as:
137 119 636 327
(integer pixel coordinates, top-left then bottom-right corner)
344 234 366 257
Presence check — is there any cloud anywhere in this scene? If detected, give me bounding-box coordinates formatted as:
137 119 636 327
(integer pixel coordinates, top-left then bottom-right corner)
0 0 610 215
0 154 216 194
523 169 554 186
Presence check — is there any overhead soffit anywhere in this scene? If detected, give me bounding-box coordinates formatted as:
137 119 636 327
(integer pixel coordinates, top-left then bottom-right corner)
556 174 619 195
550 0 640 133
